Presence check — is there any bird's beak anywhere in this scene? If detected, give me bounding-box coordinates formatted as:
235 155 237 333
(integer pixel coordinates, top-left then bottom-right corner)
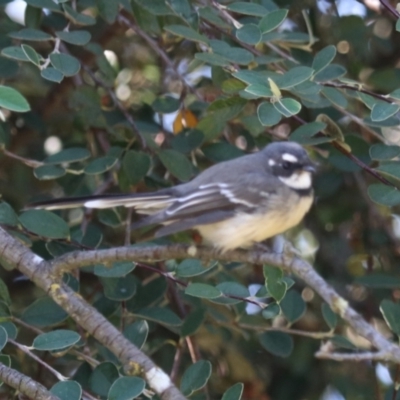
303 163 317 173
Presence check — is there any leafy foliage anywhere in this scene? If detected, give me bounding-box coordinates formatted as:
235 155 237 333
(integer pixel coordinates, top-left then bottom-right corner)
1 1 400 400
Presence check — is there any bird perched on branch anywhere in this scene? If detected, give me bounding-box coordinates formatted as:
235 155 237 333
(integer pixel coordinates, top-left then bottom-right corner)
28 141 315 252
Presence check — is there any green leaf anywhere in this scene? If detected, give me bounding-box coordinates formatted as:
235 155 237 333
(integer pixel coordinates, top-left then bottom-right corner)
259 331 293 357
207 96 247 121
236 24 262 45
213 282 250 305
19 210 69 239
355 274 400 288
158 149 193 181
259 9 288 33
222 383 244 400
122 150 151 185
132 0 172 15
290 121 331 145
176 259 216 277
33 329 80 351
165 25 208 44
100 275 137 301
181 360 212 396
368 184 400 206
264 266 286 303
312 45 337 73
34 165 66 180
0 86 30 112
262 304 280 320
370 144 400 160
0 322 16 340
371 102 400 122
226 2 268 16
280 291 306 323
134 307 182 326
152 96 180 113
245 84 273 98
41 67 64 83
0 327 8 352
89 362 119 398
0 278 11 306
210 41 254 65
380 300 400 336
94 262 136 278
21 44 40 66
108 377 146 400
375 162 400 181
9 28 52 41
44 147 91 164
278 66 314 89
257 102 281 126
63 4 96 25
185 283 222 299
50 381 82 400
95 0 119 23
123 320 148 349
331 335 357 350
50 53 81 77
55 30 91 46
321 303 337 330
21 297 68 327
273 98 302 117
321 87 348 108
25 0 60 11
314 64 347 81
0 202 19 226
181 308 206 337
1 46 30 62
84 156 118 175
195 52 231 67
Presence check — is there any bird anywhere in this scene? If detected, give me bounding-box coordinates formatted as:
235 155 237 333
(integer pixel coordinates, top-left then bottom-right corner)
27 141 316 252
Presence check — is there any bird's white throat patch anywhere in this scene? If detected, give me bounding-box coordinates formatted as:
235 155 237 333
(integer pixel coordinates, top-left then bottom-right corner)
279 171 312 190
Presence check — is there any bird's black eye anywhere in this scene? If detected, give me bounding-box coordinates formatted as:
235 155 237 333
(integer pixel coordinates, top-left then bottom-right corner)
282 161 291 170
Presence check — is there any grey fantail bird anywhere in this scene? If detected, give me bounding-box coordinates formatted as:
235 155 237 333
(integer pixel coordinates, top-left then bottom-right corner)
27 141 316 252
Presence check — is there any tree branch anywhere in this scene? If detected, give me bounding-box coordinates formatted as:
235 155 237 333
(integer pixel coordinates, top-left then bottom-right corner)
0 227 187 400
49 243 400 364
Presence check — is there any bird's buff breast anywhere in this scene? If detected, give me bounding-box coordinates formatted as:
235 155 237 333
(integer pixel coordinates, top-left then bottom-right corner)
195 194 313 252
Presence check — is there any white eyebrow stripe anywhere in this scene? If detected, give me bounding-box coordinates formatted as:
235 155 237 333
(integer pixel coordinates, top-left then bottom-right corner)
282 153 298 163
199 183 229 189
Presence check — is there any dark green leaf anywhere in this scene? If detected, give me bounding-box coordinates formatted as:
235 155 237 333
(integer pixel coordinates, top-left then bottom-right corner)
0 327 8 352
63 4 97 25
21 44 40 66
257 102 281 126
381 300 400 335
321 87 348 108
355 274 400 288
55 30 91 46
21 297 68 327
185 283 222 299
50 381 82 400
370 144 400 160
134 307 182 326
94 262 135 278
50 53 81 77
44 148 91 164
368 184 400 206
312 45 337 73
152 96 180 113
34 165 66 180
0 86 30 112
314 64 347 81
123 320 148 349
195 52 231 67
0 202 19 226
259 9 288 33
259 331 293 357
25 0 60 11
176 259 216 277
278 67 314 89
132 0 172 15
181 360 212 396
273 98 302 117
84 156 118 175
226 2 268 16
245 84 273 98
108 377 146 400
41 67 64 83
280 291 306 323
371 102 400 122
100 275 137 301
222 383 244 400
236 24 262 45
262 303 280 320
321 303 337 330
19 210 69 239
95 0 119 23
122 150 151 185
89 362 119 398
9 28 52 41
181 308 206 337
158 149 193 181
1 46 30 62
290 121 331 145
213 282 250 305
165 25 208 44
33 329 80 351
